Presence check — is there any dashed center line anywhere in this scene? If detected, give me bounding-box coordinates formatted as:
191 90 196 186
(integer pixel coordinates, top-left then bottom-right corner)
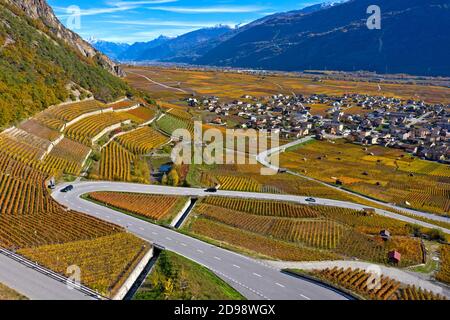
253 273 262 278
300 294 311 300
152 232 158 235
275 282 285 288
165 237 172 241
214 257 222 261
233 264 241 269
180 243 187 247
196 249 204 254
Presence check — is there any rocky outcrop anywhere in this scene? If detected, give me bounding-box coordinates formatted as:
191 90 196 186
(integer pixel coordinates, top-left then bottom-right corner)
5 0 124 76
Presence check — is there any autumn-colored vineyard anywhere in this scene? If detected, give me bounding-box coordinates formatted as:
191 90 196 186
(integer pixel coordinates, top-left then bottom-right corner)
311 267 446 300
185 197 423 265
436 245 450 285
18 233 150 297
99 141 134 181
89 192 187 222
280 139 450 216
117 126 168 154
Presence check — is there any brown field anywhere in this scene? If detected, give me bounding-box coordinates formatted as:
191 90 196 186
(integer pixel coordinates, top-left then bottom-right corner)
124 66 450 105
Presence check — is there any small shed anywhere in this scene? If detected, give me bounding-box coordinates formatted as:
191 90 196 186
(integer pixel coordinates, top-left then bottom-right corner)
380 229 391 240
388 250 401 264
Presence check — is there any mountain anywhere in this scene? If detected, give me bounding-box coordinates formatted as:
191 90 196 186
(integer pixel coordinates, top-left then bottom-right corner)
88 37 130 61
196 0 450 77
118 35 171 61
0 0 131 127
120 26 233 63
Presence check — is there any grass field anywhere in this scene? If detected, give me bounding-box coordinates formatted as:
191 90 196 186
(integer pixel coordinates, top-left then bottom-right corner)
134 250 244 300
0 283 27 300
279 139 450 216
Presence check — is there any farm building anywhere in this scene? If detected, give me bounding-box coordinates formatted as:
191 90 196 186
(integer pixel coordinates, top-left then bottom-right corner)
388 250 401 264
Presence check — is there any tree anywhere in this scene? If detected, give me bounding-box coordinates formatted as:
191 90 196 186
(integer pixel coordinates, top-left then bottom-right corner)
168 169 179 186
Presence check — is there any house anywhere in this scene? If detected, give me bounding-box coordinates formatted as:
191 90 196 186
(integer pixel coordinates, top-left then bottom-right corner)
388 250 401 264
380 230 391 241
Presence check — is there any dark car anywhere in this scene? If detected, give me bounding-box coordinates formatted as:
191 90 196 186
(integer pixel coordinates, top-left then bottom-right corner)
305 197 316 203
204 187 218 193
60 185 74 193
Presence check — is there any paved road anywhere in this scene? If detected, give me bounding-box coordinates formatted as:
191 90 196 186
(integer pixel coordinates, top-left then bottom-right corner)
0 253 93 300
257 136 450 227
53 182 348 300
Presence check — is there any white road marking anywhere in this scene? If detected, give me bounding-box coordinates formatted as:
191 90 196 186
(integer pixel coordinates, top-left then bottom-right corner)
152 232 158 235
165 237 172 241
253 273 262 278
181 243 187 247
233 264 241 269
139 227 145 231
275 282 285 288
196 249 204 254
214 257 222 261
300 294 311 300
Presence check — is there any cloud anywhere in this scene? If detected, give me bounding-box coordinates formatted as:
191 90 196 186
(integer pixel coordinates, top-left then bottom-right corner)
103 19 239 28
146 5 267 14
54 0 178 17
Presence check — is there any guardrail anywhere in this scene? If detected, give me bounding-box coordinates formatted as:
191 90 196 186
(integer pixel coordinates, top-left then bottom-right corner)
0 248 107 300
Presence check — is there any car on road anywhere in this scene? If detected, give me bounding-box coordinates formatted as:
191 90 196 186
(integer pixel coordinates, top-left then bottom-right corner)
204 187 218 193
60 185 74 193
305 197 316 203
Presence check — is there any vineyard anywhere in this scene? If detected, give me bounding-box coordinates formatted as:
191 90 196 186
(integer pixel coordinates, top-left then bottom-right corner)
18 119 61 142
89 192 187 223
185 197 423 265
310 267 446 300
18 233 150 297
99 141 134 181
436 245 450 285
280 139 450 216
0 130 49 162
64 112 130 145
157 113 194 135
41 138 91 176
117 127 168 154
108 99 139 110
33 100 106 131
120 107 156 125
45 100 106 123
0 146 151 296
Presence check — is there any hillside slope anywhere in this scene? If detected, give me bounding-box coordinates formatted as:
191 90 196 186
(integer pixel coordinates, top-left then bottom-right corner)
197 0 450 76
0 0 131 128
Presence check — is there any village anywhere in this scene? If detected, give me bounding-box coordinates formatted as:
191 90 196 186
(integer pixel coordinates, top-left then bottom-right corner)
187 92 450 164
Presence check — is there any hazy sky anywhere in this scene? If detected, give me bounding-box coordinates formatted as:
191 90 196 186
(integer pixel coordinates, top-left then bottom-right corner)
48 0 324 43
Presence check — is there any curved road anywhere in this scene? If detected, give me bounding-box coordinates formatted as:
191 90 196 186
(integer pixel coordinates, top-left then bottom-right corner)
53 181 349 300
50 180 450 301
